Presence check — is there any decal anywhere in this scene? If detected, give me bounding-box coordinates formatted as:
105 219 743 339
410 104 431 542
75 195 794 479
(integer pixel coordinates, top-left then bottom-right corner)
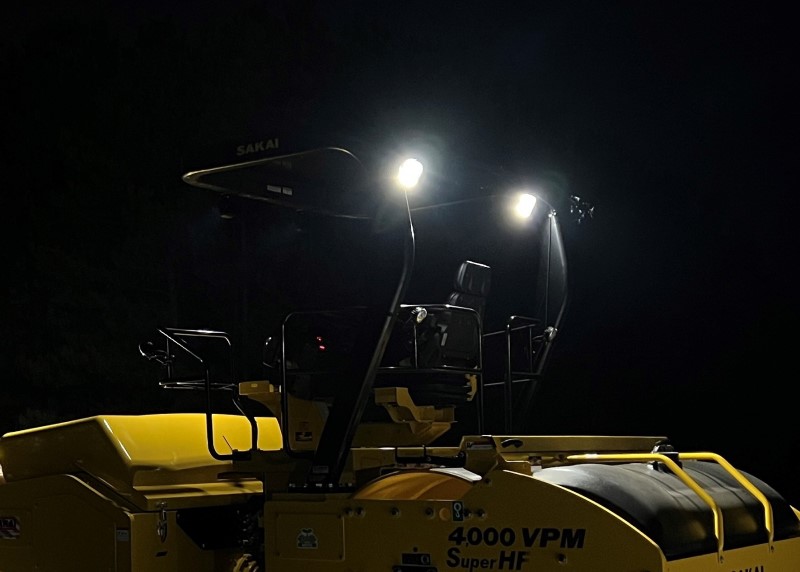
295 431 313 442
116 529 130 542
297 528 318 549
401 552 433 565
452 501 465 522
447 526 585 549
730 567 764 572
266 184 294 196
0 517 20 540
236 138 280 156
444 526 586 570
446 547 528 571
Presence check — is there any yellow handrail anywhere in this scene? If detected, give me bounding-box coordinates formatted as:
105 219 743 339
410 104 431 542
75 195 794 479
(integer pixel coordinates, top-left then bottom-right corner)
567 453 725 561
679 452 773 547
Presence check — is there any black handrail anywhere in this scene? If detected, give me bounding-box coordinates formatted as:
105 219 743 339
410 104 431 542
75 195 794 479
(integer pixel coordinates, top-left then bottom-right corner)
155 328 258 461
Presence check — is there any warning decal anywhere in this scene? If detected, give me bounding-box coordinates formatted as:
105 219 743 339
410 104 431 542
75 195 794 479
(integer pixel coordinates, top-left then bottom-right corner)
297 528 318 549
0 517 20 540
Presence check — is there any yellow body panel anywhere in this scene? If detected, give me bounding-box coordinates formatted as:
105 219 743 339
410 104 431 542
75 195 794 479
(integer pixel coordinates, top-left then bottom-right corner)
0 473 243 572
0 415 278 570
264 469 800 572
2 415 799 571
263 469 666 571
0 414 282 490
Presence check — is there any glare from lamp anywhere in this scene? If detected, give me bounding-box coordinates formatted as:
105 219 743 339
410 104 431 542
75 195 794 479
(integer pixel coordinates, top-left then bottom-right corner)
514 193 537 219
397 158 424 189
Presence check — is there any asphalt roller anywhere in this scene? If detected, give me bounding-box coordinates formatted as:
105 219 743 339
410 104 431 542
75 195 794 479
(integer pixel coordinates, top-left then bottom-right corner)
2 146 797 571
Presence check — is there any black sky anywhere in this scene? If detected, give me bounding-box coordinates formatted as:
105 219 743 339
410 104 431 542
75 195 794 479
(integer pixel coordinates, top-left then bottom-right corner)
4 2 798 504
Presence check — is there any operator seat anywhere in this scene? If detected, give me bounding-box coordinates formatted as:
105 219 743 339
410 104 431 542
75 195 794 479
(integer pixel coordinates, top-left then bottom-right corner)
376 260 491 406
437 259 491 367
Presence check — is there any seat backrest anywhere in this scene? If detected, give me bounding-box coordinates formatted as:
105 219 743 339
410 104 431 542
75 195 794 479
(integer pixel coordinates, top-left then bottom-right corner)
420 260 491 367
446 260 491 323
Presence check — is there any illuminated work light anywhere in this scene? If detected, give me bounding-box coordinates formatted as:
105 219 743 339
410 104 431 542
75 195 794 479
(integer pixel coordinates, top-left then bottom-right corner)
397 158 424 189
513 193 537 219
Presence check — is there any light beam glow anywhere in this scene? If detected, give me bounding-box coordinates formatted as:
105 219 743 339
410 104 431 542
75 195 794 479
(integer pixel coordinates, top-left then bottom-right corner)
397 158 424 189
514 193 537 218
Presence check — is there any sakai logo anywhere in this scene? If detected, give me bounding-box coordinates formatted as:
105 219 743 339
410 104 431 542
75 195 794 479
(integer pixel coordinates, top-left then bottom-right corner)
731 567 764 572
236 138 280 156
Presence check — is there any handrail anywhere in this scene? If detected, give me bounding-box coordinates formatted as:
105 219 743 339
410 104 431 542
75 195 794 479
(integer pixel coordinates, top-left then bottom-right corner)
567 453 725 562
680 452 774 547
568 451 776 553
157 328 258 462
483 323 541 337
500 315 541 433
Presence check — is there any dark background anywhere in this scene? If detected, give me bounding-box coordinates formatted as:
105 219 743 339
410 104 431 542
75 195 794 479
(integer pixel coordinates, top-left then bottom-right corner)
4 2 798 505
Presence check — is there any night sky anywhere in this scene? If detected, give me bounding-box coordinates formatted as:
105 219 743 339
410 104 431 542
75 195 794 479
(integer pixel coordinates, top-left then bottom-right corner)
5 2 798 505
